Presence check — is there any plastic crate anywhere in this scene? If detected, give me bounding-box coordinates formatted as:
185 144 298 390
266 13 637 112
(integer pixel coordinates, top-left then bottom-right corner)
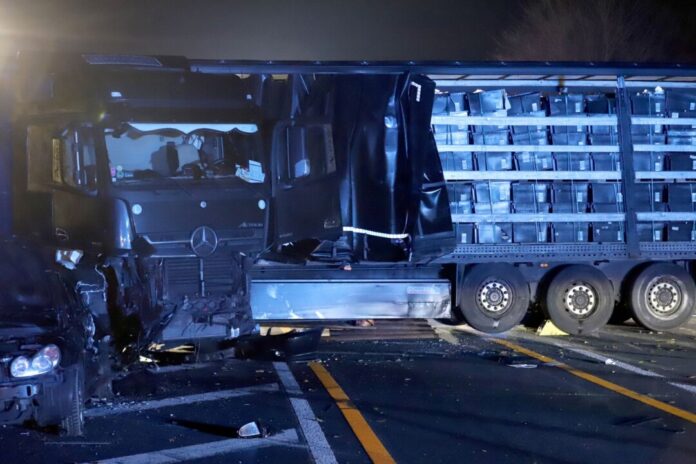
591 183 623 204
667 131 696 145
631 91 666 116
552 223 589 242
433 92 467 115
668 153 696 171
478 182 511 203
637 222 665 241
632 132 667 144
468 89 508 116
634 183 666 212
473 130 509 145
454 223 474 244
447 183 473 214
633 152 665 171
515 151 554 171
440 151 475 171
551 131 587 145
666 90 696 117
589 133 618 145
510 111 548 136
592 152 621 171
554 152 591 171
473 202 510 214
549 94 585 115
512 130 549 145
666 221 695 241
477 223 512 244
509 92 544 115
477 152 513 171
592 222 625 242
513 223 549 243
667 184 696 211
586 94 616 114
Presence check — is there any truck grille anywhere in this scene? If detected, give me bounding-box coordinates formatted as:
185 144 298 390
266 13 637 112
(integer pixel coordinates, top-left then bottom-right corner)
163 253 240 299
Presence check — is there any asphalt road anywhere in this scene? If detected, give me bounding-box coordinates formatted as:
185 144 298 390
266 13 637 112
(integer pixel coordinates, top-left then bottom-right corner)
1 321 694 464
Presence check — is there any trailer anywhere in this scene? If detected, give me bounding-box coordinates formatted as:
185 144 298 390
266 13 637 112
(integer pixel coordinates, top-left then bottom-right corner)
1 55 695 358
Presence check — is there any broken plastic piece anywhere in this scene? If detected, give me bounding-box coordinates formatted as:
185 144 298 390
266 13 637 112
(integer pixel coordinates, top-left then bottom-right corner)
536 320 568 336
55 249 84 270
238 421 263 438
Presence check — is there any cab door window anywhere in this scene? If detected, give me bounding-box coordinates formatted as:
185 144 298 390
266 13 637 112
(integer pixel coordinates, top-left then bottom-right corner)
26 124 98 192
60 127 98 191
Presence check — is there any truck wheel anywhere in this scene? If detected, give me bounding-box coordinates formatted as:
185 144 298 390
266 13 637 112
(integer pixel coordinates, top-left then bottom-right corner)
543 266 613 335
61 366 85 437
458 264 530 333
629 263 696 331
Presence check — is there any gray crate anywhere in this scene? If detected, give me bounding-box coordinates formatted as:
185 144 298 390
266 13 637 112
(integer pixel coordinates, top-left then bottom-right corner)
592 222 625 243
554 152 591 171
513 223 549 243
552 223 589 242
477 223 513 244
666 221 695 241
637 222 665 242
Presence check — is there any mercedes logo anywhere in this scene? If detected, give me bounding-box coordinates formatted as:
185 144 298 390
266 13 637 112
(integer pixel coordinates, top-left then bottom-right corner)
190 225 218 258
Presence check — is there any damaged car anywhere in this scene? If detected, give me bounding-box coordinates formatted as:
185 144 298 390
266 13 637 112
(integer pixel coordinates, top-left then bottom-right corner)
0 240 98 435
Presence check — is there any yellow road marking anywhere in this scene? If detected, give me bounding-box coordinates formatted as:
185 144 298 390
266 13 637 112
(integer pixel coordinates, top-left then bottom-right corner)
491 338 696 425
309 362 396 464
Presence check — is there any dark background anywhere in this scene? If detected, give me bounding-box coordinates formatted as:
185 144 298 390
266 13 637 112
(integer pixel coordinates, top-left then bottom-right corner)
1 0 695 62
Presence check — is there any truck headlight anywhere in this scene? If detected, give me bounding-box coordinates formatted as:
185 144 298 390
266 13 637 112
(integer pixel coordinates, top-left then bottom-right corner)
10 344 61 378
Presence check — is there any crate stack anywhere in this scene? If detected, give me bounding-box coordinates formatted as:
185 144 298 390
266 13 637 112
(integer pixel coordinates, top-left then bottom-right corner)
434 86 627 246
632 89 696 242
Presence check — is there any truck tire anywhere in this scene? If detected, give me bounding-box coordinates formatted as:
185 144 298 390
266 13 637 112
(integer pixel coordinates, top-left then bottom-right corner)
61 366 85 437
543 265 613 335
458 264 530 333
629 263 696 331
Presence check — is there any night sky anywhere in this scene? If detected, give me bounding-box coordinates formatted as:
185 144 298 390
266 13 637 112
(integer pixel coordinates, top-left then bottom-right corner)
1 0 695 62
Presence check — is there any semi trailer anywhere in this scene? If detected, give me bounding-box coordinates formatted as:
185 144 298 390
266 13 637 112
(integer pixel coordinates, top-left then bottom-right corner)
1 55 696 359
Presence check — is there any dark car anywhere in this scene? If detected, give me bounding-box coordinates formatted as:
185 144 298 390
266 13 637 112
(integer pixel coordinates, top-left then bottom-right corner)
0 240 98 435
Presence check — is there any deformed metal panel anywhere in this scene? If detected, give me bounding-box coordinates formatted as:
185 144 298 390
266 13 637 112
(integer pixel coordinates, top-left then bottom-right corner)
250 279 451 320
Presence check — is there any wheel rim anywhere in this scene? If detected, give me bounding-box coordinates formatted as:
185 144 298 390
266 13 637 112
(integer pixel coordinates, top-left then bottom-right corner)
563 283 597 317
646 278 682 319
477 280 512 315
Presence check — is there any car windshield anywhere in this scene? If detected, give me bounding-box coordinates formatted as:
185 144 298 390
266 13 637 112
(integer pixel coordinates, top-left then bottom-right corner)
105 123 265 184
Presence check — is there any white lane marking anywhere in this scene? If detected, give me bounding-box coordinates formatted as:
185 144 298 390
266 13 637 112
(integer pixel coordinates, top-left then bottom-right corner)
669 382 696 394
274 362 338 464
83 428 299 464
428 320 696 395
561 347 663 378
85 383 279 418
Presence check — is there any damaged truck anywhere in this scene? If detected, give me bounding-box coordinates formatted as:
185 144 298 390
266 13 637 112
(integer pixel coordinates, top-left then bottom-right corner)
2 54 696 363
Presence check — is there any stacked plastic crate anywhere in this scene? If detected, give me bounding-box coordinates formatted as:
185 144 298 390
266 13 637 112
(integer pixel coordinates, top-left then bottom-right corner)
435 87 627 246
508 92 550 243
435 91 475 245
469 90 513 243
632 89 696 242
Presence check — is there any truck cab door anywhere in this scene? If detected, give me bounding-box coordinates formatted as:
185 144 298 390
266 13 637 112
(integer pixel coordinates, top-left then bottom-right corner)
271 120 342 244
49 125 105 250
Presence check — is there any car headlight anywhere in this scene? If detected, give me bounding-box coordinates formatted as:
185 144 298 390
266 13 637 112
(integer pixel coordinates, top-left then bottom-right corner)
10 344 61 378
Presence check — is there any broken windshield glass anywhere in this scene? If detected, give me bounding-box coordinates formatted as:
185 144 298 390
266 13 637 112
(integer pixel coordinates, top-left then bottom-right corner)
105 124 265 184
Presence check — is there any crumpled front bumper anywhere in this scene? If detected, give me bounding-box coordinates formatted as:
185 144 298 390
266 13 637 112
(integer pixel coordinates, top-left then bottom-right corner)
0 373 64 425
